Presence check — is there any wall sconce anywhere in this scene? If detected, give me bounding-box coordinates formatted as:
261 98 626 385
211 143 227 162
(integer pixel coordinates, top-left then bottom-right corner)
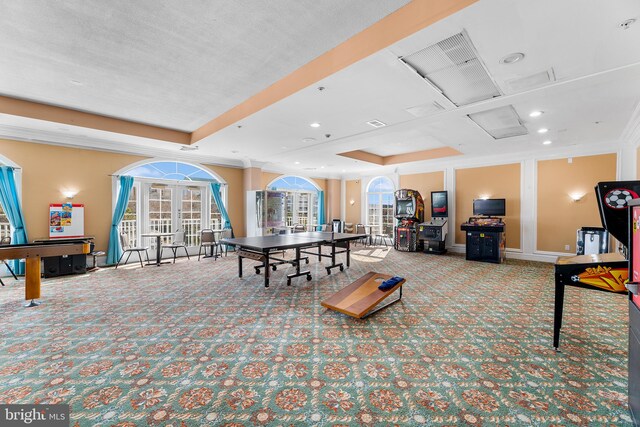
62 190 77 199
349 199 355 206
569 193 584 202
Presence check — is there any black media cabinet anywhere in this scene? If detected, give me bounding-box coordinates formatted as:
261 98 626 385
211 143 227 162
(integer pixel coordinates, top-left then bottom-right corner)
460 218 505 264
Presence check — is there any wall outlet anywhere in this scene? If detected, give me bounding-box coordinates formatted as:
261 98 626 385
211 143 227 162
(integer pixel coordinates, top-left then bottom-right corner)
564 244 570 251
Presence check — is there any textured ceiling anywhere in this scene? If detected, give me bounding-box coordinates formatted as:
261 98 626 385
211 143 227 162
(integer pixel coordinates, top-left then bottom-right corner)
0 0 639 178
0 0 410 131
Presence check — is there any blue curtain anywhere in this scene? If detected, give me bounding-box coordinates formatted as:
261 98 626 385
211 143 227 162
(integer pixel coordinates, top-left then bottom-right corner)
210 182 233 237
106 176 134 265
317 190 325 231
0 166 28 274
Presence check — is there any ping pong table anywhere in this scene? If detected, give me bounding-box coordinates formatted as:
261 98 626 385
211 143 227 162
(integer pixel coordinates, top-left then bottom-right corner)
221 231 366 287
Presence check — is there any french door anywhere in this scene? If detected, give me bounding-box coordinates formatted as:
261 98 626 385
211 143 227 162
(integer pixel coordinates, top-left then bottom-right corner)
141 182 208 256
284 191 317 228
367 192 395 237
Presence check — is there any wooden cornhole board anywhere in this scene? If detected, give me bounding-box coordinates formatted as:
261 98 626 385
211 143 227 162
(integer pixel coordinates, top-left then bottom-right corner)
321 271 405 318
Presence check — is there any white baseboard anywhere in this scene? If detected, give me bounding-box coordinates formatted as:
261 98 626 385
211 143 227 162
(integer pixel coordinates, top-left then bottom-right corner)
447 244 561 263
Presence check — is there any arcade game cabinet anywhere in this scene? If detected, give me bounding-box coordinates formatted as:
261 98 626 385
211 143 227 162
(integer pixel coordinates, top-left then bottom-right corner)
553 181 639 350
460 199 506 263
418 191 448 254
394 189 424 252
626 198 640 423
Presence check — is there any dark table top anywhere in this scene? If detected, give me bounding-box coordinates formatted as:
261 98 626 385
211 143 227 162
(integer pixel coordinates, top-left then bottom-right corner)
222 232 366 251
32 236 95 243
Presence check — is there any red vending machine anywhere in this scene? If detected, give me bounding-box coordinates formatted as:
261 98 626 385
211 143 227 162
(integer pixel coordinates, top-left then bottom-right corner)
627 198 640 424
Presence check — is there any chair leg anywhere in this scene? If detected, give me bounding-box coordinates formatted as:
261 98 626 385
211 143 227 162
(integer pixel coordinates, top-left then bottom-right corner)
115 251 127 269
4 261 18 280
172 248 177 263
183 246 190 260
198 246 202 261
0 277 4 286
137 251 144 268
145 250 150 264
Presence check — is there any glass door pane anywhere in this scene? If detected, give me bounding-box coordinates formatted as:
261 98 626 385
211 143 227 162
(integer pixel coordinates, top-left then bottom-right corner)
367 193 381 235
211 189 222 230
181 187 202 247
297 193 309 228
285 192 294 227
382 193 395 237
148 186 173 250
120 185 138 247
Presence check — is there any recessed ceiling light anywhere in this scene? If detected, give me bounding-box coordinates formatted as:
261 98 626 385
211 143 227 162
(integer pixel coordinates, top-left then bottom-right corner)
69 79 83 86
500 52 525 65
231 150 239 154
537 128 549 134
294 161 300 165
281 146 288 149
302 137 316 143
543 140 552 145
310 123 321 128
529 111 543 118
320 166 325 169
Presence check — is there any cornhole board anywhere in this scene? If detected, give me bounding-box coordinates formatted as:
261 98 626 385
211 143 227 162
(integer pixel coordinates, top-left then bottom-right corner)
321 271 405 318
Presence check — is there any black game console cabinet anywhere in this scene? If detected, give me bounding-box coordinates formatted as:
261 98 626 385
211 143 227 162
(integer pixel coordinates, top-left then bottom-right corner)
43 254 88 278
461 221 506 264
32 236 95 278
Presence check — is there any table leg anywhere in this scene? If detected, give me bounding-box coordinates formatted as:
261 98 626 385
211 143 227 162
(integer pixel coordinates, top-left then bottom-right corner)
264 252 270 288
331 242 336 266
156 236 162 266
238 254 243 277
553 271 565 350
25 257 42 307
287 247 312 285
346 240 351 267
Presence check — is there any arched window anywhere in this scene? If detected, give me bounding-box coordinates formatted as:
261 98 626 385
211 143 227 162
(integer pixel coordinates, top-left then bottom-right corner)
268 176 320 228
116 161 226 252
366 176 395 237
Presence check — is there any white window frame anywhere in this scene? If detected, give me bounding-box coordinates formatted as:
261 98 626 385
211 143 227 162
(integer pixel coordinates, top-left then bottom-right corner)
365 176 396 237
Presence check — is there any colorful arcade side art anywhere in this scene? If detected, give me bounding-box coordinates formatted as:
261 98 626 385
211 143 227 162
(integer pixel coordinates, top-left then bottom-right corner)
553 180 640 349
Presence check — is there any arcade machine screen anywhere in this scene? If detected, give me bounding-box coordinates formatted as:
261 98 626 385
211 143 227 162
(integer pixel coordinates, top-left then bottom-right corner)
431 191 448 218
397 199 415 216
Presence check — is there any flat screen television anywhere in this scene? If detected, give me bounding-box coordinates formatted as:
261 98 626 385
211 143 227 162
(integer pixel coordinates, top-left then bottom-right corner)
473 198 506 216
431 191 448 218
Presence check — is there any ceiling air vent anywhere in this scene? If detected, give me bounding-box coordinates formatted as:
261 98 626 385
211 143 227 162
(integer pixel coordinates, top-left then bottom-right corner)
366 119 387 128
505 68 556 93
405 101 445 118
467 105 528 139
400 31 501 106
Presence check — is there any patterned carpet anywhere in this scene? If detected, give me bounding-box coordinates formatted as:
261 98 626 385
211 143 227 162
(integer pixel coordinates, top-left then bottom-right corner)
0 246 632 426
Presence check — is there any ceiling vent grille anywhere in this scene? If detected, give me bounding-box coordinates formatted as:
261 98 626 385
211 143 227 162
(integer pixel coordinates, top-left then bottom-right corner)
405 101 445 118
366 119 387 128
505 68 556 93
467 105 528 139
400 32 501 106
